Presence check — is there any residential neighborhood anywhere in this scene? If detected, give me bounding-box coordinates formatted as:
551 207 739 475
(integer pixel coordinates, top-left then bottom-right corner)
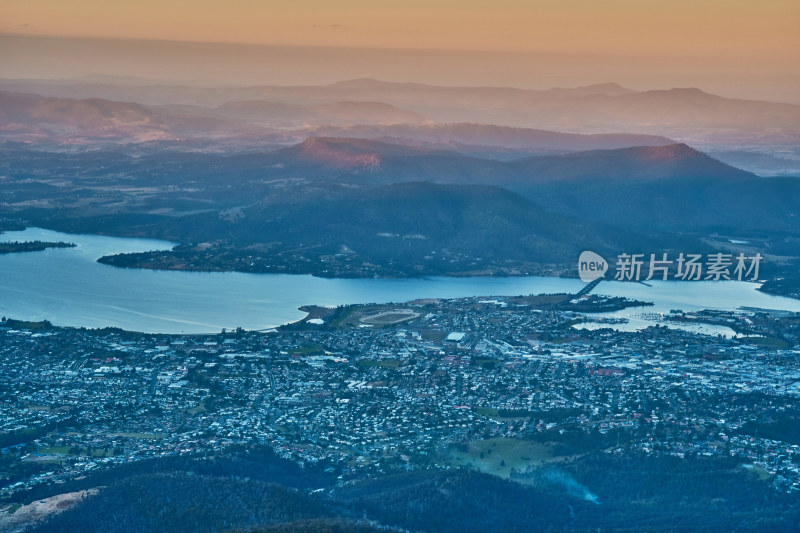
2 295 800 501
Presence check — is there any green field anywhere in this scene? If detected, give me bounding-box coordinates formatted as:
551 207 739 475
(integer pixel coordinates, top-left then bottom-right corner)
356 358 402 368
36 445 125 457
186 402 207 414
359 309 420 325
289 346 323 356
740 336 790 349
36 446 71 455
474 407 531 420
443 437 561 479
742 463 772 482
421 330 448 343
3 503 22 515
107 432 164 439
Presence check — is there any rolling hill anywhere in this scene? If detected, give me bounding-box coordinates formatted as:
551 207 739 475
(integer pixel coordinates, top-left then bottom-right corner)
96 181 659 277
307 123 675 158
3 77 798 147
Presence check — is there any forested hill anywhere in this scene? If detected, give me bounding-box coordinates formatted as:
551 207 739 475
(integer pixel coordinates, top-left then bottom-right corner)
16 446 800 533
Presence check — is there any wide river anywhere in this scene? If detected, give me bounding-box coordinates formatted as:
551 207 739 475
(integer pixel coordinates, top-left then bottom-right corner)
2 228 800 334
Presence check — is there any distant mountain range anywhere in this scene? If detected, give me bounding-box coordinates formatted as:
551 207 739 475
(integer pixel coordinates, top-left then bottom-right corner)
9 134 796 277
0 90 673 153
3 77 800 277
0 90 248 143
307 123 676 158
509 143 755 183
2 77 798 150
275 137 751 182
267 138 798 236
217 99 427 126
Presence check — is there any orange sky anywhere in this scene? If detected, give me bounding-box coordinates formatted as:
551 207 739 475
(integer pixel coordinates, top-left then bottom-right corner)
2 1 798 103
2 0 798 61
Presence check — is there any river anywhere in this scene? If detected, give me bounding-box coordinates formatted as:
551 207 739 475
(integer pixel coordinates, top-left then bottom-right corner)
1 228 800 334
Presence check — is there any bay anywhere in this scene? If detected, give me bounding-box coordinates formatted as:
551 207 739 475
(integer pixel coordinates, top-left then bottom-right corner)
1 228 799 334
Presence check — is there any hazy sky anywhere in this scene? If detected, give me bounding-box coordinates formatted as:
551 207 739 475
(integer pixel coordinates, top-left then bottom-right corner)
1 1 798 102
3 0 798 56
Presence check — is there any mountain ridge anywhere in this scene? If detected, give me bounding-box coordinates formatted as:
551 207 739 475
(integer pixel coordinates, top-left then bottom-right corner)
2 78 797 147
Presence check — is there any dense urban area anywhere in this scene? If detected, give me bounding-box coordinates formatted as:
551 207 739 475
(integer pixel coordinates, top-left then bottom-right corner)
2 289 800 531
